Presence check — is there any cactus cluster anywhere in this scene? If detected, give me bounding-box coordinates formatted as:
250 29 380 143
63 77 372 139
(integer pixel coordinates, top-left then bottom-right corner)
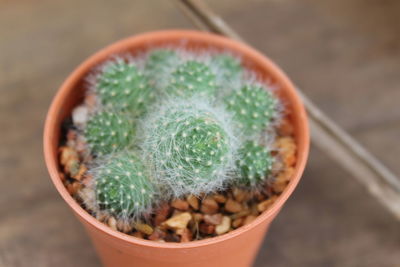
145 49 179 91
225 85 278 135
211 54 242 88
236 141 273 187
141 99 237 197
166 61 217 98
96 58 154 116
94 152 155 219
84 111 135 156
81 48 280 222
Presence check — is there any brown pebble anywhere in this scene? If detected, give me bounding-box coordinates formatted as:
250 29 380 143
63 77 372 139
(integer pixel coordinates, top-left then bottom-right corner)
82 173 93 187
243 215 257 225
96 211 110 223
199 223 215 235
272 180 288 194
225 198 242 213
278 118 294 136
72 164 87 181
163 212 192 230
84 93 97 110
117 220 133 233
176 228 192 242
215 216 231 235
200 197 219 214
107 217 118 231
171 199 189 211
148 228 166 241
232 188 248 202
186 195 199 210
203 213 223 225
250 203 260 216
154 203 171 226
59 172 66 183
257 196 278 212
66 129 77 142
192 213 204 223
232 218 244 228
213 194 227 203
132 231 144 239
253 191 266 202
283 151 296 167
59 146 80 177
230 210 251 220
164 233 181 243
67 181 82 195
134 223 154 235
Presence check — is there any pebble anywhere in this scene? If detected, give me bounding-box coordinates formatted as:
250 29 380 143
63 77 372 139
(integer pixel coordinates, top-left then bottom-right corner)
199 223 215 235
171 199 189 211
257 196 278 212
186 195 199 210
192 213 203 223
132 231 144 239
278 118 294 136
232 218 244 228
272 179 288 194
72 105 89 127
200 197 219 214
66 181 81 196
117 220 133 233
176 228 192 242
230 210 250 220
225 198 242 213
212 193 227 203
134 223 154 235
232 188 248 202
96 211 110 223
163 212 192 230
148 228 166 241
215 216 231 235
154 203 171 226
59 146 80 177
203 213 223 225
243 215 257 225
107 217 118 231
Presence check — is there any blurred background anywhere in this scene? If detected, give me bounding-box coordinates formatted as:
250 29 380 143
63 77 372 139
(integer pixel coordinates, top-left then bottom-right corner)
1 0 399 266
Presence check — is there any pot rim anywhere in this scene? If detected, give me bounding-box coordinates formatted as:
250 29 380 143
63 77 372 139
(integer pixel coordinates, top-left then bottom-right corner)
43 29 309 249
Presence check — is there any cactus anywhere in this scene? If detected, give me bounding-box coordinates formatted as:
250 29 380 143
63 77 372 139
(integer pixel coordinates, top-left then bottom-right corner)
166 61 217 98
236 141 273 187
141 98 237 197
145 49 180 91
210 54 242 89
94 151 156 220
84 110 135 156
225 85 278 135
96 58 154 116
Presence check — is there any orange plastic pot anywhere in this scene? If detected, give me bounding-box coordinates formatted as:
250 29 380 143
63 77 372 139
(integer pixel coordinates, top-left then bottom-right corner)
44 30 309 267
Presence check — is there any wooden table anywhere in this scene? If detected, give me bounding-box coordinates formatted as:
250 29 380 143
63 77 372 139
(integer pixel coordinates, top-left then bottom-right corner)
1 0 399 266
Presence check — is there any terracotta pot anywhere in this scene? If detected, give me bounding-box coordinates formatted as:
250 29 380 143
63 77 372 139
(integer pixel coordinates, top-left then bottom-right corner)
44 30 309 267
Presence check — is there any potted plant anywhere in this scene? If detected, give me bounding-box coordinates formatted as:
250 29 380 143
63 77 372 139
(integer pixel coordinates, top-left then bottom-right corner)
44 30 309 267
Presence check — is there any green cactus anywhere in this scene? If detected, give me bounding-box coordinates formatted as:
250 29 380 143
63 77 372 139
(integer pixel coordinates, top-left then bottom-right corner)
96 58 154 116
225 85 278 135
141 99 237 197
84 110 135 156
236 141 273 187
166 61 217 98
210 54 242 88
145 49 180 90
94 151 156 220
